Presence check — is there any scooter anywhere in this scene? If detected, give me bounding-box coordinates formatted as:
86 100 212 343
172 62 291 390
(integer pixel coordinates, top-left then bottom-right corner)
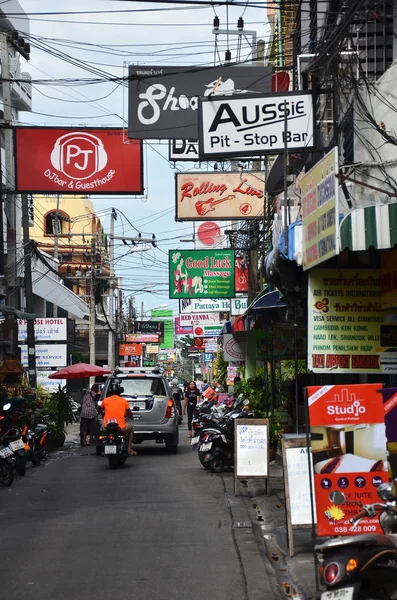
315 482 397 600
0 403 26 475
102 419 129 469
198 406 254 473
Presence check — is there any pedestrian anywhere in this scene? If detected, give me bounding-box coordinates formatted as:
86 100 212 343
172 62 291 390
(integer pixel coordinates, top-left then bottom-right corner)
184 381 200 438
170 378 183 420
80 384 99 446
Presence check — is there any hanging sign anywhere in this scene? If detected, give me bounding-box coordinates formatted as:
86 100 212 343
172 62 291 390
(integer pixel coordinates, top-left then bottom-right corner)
134 321 164 336
178 312 220 325
301 147 339 270
119 343 142 356
195 220 229 248
126 333 159 343
174 317 193 335
169 249 235 298
191 298 230 313
20 344 67 368
308 269 389 373
169 139 199 161
198 92 314 159
175 171 264 221
18 318 67 342
230 297 248 316
15 128 143 194
128 65 272 139
308 383 388 537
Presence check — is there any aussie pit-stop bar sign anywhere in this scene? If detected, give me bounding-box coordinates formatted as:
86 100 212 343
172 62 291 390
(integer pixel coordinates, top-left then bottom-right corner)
128 65 272 140
198 91 314 159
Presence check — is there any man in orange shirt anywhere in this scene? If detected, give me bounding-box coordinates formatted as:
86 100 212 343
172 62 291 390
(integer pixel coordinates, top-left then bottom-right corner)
101 385 136 455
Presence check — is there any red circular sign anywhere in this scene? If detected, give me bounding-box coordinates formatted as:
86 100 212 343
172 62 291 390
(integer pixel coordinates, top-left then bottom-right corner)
197 221 222 246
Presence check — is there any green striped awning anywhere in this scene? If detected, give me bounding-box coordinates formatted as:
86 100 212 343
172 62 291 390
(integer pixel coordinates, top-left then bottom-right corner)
340 204 397 251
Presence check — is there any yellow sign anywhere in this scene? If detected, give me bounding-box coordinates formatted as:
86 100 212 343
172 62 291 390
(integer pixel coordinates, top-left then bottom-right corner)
308 269 386 373
301 147 339 270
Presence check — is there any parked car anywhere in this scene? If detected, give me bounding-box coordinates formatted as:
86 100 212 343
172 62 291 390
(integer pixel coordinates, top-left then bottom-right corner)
99 367 179 453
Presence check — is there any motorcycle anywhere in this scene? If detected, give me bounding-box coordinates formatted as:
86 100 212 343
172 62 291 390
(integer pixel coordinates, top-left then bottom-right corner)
315 482 397 600
0 403 26 476
102 419 129 469
197 406 254 473
0 452 13 486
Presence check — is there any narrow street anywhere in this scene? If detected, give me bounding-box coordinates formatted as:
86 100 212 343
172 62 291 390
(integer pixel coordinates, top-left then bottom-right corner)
0 425 278 600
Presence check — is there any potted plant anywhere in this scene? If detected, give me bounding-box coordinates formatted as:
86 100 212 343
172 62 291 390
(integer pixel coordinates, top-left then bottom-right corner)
44 385 74 449
268 415 283 461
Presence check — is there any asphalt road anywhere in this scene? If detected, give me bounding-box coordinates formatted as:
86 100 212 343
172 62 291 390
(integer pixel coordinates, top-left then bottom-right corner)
0 424 279 600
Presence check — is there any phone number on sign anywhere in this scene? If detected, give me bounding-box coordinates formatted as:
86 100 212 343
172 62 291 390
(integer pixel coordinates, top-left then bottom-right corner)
334 524 377 534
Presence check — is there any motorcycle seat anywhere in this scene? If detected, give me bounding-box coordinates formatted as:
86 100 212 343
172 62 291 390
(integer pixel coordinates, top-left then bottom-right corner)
105 421 119 432
35 424 47 434
315 533 397 552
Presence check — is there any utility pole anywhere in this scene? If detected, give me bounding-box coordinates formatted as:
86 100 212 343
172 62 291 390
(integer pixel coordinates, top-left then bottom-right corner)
248 39 265 306
89 237 96 382
141 302 144 320
107 209 116 370
1 32 18 353
21 194 36 388
53 194 60 318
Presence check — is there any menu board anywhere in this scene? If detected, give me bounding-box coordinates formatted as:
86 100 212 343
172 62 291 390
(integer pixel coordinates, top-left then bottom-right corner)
235 420 269 479
285 447 316 525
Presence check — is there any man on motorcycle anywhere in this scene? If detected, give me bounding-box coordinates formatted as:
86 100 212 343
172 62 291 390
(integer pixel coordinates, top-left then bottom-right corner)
100 384 136 456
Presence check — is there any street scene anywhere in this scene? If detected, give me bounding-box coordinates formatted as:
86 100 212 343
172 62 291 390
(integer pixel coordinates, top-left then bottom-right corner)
1 2 397 600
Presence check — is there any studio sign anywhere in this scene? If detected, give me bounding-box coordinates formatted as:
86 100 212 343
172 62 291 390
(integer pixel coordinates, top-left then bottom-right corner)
199 92 314 158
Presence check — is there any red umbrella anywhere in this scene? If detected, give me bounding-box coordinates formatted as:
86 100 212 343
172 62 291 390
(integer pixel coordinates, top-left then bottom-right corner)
48 363 112 380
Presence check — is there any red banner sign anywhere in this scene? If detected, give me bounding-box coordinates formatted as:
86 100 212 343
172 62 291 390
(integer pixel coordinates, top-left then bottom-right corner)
308 383 388 537
15 128 143 194
235 257 248 293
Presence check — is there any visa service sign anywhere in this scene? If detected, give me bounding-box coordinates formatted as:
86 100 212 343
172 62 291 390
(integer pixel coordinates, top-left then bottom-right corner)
198 92 314 159
15 128 143 194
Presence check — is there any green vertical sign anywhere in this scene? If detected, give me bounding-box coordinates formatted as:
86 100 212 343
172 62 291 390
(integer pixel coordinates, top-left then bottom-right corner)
169 249 235 298
151 309 174 350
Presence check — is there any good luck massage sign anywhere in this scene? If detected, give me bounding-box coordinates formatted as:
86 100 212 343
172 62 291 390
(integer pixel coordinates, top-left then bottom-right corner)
169 249 235 299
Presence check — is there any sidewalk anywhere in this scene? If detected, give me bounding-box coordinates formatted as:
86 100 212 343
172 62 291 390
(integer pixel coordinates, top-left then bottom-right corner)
238 461 320 600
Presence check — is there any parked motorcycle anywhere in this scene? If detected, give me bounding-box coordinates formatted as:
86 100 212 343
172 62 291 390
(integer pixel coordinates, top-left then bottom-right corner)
0 403 26 475
197 406 254 473
315 483 397 600
102 419 129 469
0 452 13 486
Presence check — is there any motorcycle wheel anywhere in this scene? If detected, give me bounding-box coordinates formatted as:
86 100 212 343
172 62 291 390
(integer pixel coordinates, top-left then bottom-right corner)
107 455 119 469
0 459 13 486
198 451 211 470
32 454 41 466
95 445 102 456
358 591 390 600
119 456 127 465
207 455 225 473
14 454 26 476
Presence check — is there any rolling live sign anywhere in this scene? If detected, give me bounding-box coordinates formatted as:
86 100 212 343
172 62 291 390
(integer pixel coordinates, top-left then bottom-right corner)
175 172 264 221
308 384 388 537
169 249 235 299
198 92 314 159
308 269 392 374
15 128 143 194
301 147 339 270
128 65 272 139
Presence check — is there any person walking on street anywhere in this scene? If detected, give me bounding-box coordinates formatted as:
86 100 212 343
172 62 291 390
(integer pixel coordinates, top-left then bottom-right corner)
195 378 204 393
170 378 183 421
80 384 99 446
184 381 200 437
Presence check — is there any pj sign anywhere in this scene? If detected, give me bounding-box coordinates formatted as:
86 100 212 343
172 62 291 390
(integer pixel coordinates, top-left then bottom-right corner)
198 92 314 159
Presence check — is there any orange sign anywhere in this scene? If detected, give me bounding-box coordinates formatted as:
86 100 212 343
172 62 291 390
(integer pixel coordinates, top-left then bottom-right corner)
119 343 142 356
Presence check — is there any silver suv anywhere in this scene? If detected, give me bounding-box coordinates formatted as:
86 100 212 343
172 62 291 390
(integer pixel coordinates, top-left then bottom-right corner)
100 367 179 453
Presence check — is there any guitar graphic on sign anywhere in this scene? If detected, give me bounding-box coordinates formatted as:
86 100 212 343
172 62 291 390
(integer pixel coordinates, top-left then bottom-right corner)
195 194 236 216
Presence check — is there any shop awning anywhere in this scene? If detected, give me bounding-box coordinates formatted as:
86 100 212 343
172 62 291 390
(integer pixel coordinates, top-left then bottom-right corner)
32 270 90 319
243 290 288 318
340 203 397 251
